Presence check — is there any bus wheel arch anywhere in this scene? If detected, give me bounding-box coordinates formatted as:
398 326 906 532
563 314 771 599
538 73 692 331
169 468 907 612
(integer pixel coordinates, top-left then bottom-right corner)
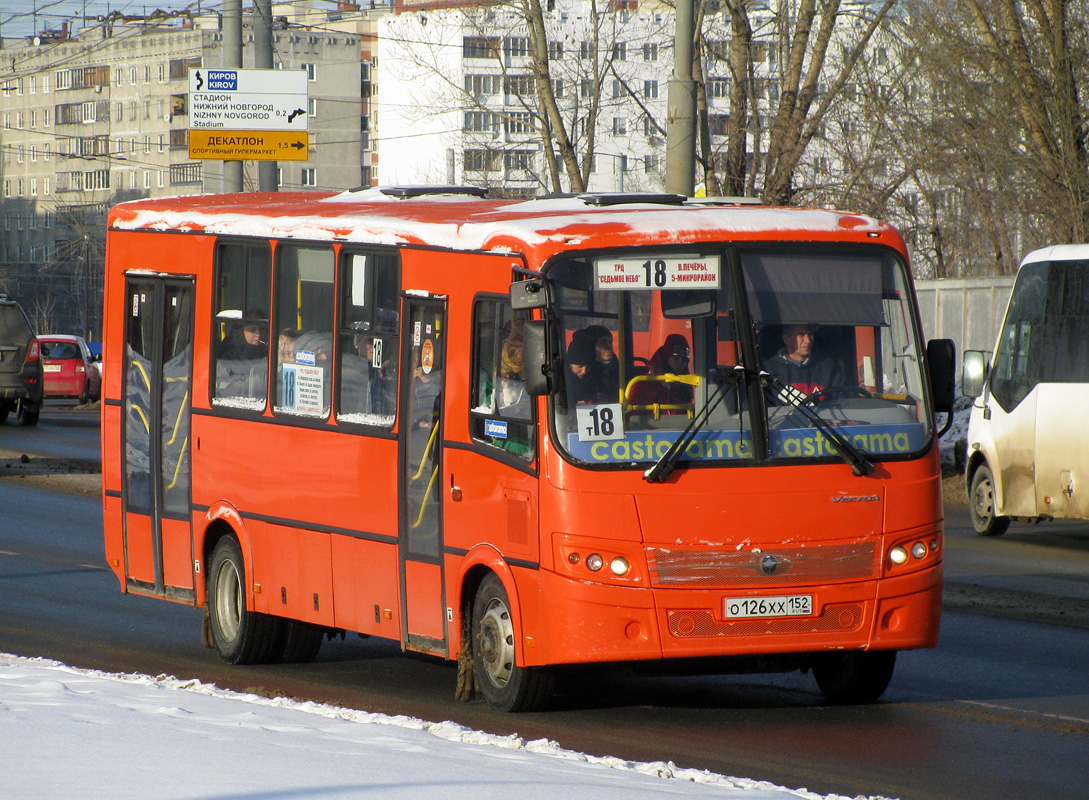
470 572 552 712
966 457 1010 537
454 546 521 659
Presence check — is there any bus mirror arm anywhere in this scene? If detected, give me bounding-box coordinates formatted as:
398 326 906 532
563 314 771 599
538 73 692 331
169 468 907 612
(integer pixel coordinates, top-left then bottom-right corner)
760 372 875 477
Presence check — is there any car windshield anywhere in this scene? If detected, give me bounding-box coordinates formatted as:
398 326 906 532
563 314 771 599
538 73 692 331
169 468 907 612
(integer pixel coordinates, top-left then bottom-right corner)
547 246 931 469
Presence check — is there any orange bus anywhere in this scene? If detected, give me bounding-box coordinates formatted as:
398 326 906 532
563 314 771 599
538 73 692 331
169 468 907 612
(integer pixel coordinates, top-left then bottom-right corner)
101 187 954 711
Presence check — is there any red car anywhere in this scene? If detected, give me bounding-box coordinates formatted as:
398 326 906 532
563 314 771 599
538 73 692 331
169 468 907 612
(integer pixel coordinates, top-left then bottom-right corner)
39 335 101 403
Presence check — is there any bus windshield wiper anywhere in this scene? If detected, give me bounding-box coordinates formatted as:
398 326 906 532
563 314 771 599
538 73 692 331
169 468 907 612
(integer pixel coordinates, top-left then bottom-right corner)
760 372 875 477
644 366 744 483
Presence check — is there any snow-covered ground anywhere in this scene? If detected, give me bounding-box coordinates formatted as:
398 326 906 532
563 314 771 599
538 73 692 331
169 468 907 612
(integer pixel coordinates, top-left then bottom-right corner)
0 653 891 800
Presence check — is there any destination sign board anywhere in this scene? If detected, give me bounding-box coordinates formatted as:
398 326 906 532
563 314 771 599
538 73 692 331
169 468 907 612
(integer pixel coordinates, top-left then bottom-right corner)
594 254 722 290
188 129 310 162
188 68 308 131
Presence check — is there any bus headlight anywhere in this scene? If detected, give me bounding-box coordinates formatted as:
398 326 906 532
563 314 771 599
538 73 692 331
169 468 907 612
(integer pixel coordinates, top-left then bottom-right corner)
586 554 604 572
911 541 928 559
609 556 630 576
889 546 909 565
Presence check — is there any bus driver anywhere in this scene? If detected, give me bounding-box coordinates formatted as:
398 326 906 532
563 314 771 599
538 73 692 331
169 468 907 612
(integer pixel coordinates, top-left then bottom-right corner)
762 323 844 402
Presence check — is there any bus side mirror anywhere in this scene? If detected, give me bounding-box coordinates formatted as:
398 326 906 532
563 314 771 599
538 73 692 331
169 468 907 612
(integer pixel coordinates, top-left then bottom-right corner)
523 319 557 396
961 350 989 398
927 338 956 413
510 278 549 311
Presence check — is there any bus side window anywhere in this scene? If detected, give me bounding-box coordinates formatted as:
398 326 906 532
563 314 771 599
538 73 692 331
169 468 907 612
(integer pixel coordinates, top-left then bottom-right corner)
212 242 271 411
470 299 534 461
336 249 399 427
273 244 335 418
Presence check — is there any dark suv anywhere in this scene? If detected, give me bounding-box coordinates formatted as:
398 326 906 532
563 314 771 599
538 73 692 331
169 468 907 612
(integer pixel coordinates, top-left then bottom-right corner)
0 295 43 426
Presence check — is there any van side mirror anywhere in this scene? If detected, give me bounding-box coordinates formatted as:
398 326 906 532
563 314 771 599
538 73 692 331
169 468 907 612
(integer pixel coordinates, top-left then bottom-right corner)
523 319 557 396
961 350 989 398
926 338 956 413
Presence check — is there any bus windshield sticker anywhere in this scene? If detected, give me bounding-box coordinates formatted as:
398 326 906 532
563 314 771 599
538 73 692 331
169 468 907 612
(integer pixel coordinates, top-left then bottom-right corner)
768 423 927 458
593 255 721 291
569 428 753 463
485 419 508 440
574 403 625 442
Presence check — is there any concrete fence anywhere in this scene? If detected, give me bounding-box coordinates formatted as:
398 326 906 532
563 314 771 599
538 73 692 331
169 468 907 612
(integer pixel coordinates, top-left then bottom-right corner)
914 276 1016 360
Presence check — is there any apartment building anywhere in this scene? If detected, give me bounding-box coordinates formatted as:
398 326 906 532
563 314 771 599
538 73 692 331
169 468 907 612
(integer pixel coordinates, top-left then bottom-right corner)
0 13 362 335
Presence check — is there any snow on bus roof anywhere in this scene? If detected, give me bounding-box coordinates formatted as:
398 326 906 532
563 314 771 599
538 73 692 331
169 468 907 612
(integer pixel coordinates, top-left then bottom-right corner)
107 188 893 256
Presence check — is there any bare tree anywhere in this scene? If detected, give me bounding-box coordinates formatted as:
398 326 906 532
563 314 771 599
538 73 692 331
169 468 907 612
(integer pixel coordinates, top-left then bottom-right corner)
961 0 1089 244
846 1 1089 277
693 0 896 204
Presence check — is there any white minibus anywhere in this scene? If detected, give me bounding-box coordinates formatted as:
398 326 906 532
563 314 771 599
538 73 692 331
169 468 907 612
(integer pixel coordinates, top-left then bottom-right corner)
962 244 1089 535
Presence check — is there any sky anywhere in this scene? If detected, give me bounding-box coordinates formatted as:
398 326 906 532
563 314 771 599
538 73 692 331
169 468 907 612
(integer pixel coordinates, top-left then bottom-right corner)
0 653 894 800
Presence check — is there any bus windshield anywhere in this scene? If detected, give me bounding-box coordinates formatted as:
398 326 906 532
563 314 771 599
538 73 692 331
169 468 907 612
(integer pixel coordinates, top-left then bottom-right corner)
549 246 931 469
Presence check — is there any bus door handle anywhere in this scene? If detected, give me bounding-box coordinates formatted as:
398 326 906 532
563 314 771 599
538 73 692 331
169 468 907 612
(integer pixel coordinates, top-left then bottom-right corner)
450 474 463 502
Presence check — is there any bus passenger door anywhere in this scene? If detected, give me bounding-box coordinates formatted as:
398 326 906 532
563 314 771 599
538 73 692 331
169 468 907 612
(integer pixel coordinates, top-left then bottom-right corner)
121 277 196 601
398 298 448 654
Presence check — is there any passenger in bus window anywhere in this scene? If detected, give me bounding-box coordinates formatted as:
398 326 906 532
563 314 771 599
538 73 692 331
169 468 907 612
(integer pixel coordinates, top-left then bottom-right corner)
761 323 844 401
497 318 529 418
217 309 267 360
565 336 604 405
493 320 532 456
278 328 299 364
358 333 394 416
579 325 620 402
629 333 694 411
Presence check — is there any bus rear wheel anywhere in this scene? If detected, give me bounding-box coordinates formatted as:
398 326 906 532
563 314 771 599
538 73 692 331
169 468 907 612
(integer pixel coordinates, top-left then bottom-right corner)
207 536 284 665
969 464 1010 537
813 650 896 704
471 574 551 712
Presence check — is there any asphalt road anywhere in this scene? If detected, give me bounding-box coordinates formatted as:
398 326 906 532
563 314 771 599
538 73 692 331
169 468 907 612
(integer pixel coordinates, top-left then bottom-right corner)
1 405 1087 800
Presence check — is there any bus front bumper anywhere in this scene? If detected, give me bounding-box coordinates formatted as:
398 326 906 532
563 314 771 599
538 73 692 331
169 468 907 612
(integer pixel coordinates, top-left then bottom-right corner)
528 564 941 667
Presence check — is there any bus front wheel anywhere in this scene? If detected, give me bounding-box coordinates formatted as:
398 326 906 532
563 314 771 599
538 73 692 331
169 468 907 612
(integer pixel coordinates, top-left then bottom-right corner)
813 650 896 704
471 574 551 712
207 536 284 665
969 464 1010 537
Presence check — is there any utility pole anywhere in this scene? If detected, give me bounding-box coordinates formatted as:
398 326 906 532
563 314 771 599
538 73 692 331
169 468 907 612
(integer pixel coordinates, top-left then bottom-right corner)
665 0 696 196
254 0 277 191
222 0 244 192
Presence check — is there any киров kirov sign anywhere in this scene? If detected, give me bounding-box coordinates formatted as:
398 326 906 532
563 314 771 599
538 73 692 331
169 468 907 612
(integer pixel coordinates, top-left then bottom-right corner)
188 68 308 131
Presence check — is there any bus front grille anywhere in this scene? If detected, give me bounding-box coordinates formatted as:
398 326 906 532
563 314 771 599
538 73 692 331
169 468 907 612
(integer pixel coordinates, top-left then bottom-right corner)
648 542 876 587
